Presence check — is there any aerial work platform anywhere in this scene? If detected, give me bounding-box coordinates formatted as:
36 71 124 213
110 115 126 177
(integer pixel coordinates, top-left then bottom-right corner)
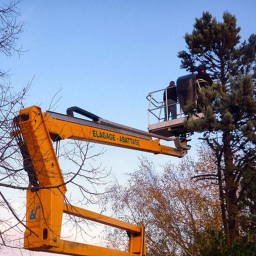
146 87 187 137
147 113 203 137
146 75 204 138
148 116 187 137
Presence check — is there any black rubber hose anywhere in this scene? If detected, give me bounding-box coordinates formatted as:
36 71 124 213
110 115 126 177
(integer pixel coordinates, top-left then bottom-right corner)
66 106 100 122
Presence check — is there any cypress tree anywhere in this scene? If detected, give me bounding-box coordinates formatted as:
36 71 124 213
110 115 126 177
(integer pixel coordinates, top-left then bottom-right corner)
178 12 256 244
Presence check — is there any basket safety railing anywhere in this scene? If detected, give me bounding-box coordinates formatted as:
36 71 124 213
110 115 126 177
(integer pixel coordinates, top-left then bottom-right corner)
146 88 184 126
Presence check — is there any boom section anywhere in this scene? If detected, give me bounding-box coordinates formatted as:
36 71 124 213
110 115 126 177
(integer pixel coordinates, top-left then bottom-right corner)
15 105 147 256
15 105 186 256
45 110 186 158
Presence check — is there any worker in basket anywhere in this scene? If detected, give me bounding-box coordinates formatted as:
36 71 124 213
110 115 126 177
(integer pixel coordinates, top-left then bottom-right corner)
163 81 177 121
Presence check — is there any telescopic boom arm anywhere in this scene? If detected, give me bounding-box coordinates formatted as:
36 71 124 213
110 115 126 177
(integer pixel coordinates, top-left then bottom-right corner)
14 105 188 256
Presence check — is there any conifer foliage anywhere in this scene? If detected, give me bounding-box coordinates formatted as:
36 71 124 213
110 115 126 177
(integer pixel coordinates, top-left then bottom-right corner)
178 12 256 244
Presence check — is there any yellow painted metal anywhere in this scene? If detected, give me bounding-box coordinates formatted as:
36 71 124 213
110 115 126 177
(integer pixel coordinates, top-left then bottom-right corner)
18 106 66 189
24 188 64 249
18 106 66 249
49 240 137 256
43 112 186 158
129 226 145 255
64 204 141 233
16 106 150 256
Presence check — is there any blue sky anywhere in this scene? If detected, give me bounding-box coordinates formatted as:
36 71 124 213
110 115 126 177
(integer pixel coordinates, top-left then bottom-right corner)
3 0 256 190
5 0 255 121
1 1 256 254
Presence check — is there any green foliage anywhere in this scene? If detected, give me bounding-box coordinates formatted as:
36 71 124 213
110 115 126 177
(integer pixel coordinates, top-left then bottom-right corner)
178 12 255 83
186 76 256 134
178 11 256 242
195 229 227 256
195 229 256 256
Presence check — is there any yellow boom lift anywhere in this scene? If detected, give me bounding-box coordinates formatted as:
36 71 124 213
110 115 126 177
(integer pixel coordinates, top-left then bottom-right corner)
14 105 189 256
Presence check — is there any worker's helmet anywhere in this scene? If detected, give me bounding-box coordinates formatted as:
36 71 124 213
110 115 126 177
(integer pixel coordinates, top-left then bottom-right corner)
169 81 175 87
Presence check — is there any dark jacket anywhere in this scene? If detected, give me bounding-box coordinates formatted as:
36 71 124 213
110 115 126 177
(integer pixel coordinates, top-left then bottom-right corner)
163 86 177 102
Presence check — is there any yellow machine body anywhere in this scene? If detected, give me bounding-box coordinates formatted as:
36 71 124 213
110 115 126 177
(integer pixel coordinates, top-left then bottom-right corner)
15 105 187 256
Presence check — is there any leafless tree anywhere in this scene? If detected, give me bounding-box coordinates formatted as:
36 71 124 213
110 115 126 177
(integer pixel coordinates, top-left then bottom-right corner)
0 85 113 252
0 2 25 251
0 1 23 76
0 83 28 250
0 2 111 252
101 155 222 256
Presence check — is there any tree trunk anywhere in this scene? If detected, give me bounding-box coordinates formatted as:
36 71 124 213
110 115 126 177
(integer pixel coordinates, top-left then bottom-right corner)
217 158 228 237
223 131 240 244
